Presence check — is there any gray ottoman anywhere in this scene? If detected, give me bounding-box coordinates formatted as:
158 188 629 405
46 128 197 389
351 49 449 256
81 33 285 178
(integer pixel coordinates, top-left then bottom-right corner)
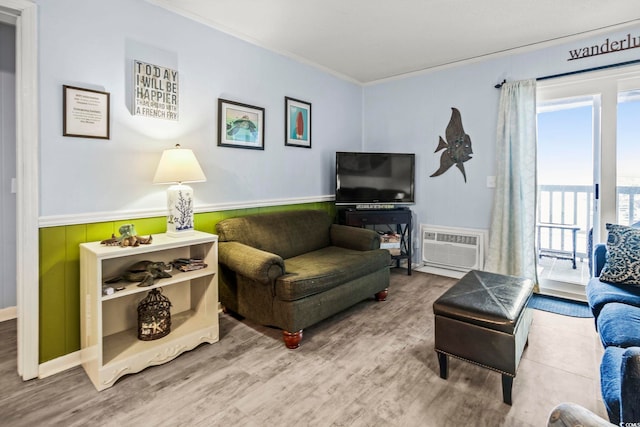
433 270 534 405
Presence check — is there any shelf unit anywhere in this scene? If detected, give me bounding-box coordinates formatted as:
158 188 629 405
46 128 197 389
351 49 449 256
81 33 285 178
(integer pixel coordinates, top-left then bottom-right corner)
80 231 218 390
338 208 412 275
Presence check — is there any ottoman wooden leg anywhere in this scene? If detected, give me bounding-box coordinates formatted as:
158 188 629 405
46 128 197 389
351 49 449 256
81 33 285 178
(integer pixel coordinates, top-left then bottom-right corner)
437 352 449 379
502 374 513 405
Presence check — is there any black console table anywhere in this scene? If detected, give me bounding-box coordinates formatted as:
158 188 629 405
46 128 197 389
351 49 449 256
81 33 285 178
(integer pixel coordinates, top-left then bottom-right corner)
338 208 412 275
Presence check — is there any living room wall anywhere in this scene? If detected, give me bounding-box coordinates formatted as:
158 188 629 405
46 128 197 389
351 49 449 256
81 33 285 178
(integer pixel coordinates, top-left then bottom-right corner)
363 24 640 238
37 0 362 223
35 0 361 364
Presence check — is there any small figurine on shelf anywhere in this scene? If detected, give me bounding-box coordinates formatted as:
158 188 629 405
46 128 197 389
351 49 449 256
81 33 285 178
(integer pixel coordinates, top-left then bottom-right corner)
172 258 208 272
104 260 172 287
100 224 153 247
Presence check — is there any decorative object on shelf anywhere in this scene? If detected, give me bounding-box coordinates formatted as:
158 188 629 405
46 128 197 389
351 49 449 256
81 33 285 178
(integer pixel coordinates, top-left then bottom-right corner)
380 233 401 256
430 107 473 182
100 224 153 247
217 98 265 150
63 85 110 139
133 60 179 121
284 96 311 148
153 144 206 237
104 260 172 287
137 288 172 341
172 258 208 272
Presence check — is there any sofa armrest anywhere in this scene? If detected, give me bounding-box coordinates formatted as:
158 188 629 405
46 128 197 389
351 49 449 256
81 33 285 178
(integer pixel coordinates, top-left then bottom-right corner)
218 241 285 284
330 224 381 251
594 243 607 277
547 402 614 426
621 347 640 424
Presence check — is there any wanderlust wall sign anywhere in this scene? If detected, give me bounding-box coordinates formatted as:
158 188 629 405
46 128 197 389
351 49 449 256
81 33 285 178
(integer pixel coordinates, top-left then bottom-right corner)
568 33 640 61
133 60 179 121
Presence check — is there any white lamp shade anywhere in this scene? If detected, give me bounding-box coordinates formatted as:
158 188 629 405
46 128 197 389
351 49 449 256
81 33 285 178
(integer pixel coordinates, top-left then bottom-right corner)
153 145 206 184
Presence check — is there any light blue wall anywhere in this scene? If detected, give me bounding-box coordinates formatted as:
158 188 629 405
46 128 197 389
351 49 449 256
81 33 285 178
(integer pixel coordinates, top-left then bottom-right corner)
34 0 640 263
36 0 363 219
363 25 640 243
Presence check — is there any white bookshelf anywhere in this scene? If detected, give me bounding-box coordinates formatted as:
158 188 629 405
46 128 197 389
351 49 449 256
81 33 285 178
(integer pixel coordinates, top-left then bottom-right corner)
80 231 218 391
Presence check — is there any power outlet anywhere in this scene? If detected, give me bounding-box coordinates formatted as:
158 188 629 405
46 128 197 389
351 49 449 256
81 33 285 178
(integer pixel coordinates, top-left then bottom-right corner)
486 176 496 188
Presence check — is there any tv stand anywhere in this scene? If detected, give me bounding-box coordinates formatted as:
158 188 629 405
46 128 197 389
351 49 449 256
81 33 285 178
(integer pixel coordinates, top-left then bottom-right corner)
338 208 412 275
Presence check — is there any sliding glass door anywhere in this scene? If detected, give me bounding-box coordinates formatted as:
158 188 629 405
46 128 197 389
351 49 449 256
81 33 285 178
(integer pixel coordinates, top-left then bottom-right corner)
536 66 640 295
536 96 596 286
616 88 640 226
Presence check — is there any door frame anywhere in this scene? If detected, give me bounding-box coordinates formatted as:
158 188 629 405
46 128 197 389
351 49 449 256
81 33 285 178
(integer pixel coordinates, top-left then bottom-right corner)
1 0 39 380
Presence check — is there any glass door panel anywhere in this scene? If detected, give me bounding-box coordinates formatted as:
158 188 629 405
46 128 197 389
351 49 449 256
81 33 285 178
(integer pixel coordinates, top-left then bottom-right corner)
536 97 596 285
617 89 640 226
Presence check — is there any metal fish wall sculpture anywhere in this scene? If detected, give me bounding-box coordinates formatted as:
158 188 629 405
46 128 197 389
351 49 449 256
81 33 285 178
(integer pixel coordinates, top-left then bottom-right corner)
430 107 473 182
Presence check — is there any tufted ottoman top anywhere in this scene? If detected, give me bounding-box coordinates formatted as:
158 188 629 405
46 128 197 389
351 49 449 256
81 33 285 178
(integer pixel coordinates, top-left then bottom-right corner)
433 270 534 334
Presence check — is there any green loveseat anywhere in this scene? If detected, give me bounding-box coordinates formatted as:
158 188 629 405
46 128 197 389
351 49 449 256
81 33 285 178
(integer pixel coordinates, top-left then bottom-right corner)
216 210 391 348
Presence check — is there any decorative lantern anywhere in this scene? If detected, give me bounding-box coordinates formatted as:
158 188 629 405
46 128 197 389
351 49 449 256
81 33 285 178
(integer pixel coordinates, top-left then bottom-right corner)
137 288 172 341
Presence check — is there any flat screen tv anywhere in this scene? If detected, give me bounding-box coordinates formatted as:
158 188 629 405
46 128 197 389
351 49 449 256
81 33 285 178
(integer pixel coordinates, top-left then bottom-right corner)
335 152 415 206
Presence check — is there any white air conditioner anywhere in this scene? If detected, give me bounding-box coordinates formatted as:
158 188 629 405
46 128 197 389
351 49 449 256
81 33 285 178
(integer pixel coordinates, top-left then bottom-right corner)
420 225 485 275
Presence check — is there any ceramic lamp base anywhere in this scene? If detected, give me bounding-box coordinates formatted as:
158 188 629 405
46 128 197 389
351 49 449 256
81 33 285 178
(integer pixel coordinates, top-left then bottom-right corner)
166 184 195 237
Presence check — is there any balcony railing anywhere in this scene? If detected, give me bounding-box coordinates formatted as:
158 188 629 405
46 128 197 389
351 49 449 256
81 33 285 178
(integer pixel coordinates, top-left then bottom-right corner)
537 185 640 260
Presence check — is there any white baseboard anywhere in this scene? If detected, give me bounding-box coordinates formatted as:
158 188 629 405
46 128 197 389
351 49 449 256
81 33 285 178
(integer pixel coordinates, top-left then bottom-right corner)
38 350 81 379
0 306 17 322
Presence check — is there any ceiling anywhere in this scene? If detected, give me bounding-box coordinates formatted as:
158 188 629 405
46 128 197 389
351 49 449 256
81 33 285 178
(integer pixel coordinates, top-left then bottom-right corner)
148 0 640 84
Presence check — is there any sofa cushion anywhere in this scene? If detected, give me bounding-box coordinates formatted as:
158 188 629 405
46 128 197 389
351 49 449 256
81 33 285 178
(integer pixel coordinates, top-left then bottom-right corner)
596 302 640 348
275 246 390 301
216 210 332 260
601 346 624 425
599 223 640 286
587 277 640 320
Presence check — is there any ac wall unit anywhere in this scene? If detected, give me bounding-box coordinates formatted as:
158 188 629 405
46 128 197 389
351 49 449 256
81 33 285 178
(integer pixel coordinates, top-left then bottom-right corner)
421 225 485 272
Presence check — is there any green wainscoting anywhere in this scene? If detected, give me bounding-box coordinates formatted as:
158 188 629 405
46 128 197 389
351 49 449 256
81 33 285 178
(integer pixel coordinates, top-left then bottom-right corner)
38 202 335 363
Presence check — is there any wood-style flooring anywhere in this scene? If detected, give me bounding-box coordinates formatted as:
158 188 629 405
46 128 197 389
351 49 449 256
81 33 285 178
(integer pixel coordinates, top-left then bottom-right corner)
0 269 607 426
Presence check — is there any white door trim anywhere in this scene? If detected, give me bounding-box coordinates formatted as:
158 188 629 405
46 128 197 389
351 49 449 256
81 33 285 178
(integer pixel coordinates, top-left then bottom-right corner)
1 0 39 381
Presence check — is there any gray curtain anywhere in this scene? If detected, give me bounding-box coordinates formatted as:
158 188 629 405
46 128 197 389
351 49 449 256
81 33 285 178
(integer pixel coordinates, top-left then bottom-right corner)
485 79 539 289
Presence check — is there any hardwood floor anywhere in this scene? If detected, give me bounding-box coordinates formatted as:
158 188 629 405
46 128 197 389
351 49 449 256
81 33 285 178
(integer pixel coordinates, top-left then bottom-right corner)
0 269 607 426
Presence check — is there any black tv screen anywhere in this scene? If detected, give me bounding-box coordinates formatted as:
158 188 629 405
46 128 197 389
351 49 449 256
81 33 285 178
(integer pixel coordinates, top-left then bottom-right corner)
335 152 415 205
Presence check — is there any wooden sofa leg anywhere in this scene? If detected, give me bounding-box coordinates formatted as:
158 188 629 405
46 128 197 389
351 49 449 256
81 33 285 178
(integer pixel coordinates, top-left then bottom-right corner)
283 330 303 349
375 288 388 301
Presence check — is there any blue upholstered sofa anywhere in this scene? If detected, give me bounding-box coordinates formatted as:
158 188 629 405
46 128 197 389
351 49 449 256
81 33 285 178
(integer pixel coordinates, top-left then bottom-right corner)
585 223 640 425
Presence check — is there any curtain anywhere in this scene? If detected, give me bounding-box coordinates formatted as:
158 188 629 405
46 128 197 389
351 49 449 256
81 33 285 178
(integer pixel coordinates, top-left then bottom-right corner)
485 79 539 289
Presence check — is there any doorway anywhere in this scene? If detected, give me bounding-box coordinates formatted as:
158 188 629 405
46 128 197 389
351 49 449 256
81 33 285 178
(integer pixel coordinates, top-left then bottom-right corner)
536 65 640 299
0 21 17 321
536 95 596 289
0 0 39 381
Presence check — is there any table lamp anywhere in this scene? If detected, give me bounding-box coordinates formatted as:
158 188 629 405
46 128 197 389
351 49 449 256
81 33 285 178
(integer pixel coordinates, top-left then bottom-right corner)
153 144 206 237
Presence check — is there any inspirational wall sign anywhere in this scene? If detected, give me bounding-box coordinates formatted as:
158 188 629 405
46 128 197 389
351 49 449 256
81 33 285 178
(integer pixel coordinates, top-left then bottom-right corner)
133 60 179 121
568 32 640 61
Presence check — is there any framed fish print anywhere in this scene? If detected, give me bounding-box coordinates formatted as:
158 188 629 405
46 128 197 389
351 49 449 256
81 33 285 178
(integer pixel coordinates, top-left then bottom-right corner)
284 97 311 148
218 98 265 150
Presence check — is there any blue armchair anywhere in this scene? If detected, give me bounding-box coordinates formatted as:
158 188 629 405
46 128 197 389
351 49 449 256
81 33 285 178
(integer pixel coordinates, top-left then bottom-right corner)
585 224 640 425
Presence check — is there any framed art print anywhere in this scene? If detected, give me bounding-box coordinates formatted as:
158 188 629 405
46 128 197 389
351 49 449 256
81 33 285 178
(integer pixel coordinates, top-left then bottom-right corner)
285 96 311 148
63 85 110 139
218 98 265 150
